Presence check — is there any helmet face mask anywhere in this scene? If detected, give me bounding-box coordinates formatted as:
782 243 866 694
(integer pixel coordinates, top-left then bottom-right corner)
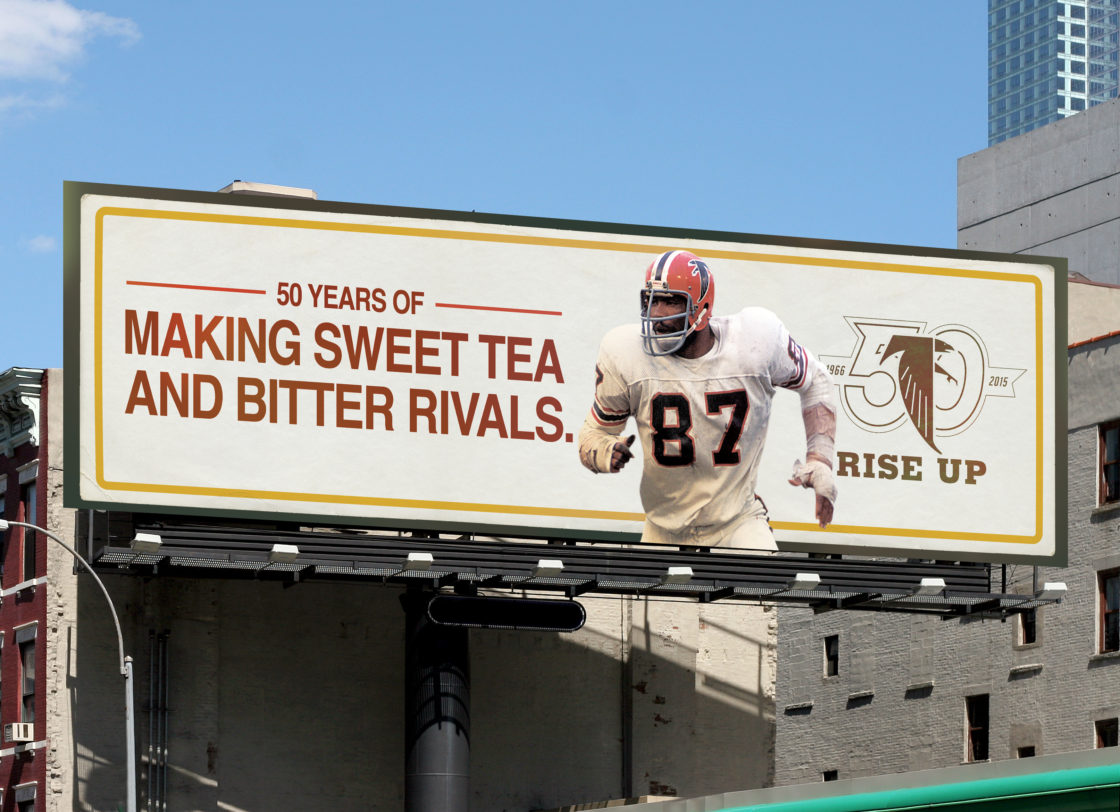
639 250 715 356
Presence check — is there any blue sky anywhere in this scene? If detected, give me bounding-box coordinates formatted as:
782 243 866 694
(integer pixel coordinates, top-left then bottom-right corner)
0 0 986 370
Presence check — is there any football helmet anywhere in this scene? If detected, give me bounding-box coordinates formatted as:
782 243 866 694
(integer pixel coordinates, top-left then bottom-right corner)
639 250 715 355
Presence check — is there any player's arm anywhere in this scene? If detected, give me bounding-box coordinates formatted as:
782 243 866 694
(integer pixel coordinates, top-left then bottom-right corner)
770 324 837 528
788 352 838 527
578 357 635 474
578 412 635 473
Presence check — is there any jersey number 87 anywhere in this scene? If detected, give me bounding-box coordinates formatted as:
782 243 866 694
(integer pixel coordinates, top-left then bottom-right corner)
650 390 749 467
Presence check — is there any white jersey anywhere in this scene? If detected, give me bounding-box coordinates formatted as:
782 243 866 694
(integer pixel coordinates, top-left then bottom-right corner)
589 307 813 533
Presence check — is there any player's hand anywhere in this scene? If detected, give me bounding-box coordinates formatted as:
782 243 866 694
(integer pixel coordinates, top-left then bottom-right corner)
789 457 837 528
610 435 636 472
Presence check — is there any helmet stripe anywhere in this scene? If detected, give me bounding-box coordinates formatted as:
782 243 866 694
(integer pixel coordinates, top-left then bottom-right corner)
654 250 678 283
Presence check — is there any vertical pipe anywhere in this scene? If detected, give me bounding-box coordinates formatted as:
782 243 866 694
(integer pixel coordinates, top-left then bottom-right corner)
401 591 470 812
153 632 162 809
147 631 155 812
620 596 633 799
160 632 170 812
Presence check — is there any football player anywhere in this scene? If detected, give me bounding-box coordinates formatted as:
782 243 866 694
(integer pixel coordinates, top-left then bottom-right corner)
578 249 837 549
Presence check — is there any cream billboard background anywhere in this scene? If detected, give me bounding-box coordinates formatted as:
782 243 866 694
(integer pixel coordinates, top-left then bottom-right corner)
76 192 1058 559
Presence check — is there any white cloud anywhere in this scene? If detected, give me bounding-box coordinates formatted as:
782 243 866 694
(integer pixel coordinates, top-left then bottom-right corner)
0 0 139 82
0 91 65 115
23 235 56 254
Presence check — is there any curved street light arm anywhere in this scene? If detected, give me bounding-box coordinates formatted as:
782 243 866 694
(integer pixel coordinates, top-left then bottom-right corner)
2 520 127 675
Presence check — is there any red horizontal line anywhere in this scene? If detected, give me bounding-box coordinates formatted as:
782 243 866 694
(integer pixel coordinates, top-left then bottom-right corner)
435 302 563 316
126 281 267 295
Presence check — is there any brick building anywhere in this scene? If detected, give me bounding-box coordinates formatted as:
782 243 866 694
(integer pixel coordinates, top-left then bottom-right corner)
0 368 49 811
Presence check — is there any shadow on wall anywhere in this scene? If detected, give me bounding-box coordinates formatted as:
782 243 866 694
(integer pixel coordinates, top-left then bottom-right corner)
68 576 774 812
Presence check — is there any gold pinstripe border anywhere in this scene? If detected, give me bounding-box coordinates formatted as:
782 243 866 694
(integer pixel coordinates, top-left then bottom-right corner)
92 206 1048 542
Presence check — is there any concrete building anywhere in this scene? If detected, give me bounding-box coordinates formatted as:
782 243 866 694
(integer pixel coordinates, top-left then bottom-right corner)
774 93 1120 786
989 0 1119 145
965 94 1120 285
17 369 778 811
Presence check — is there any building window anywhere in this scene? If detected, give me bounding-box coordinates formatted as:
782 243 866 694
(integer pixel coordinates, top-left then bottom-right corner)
1097 718 1119 748
13 783 33 812
822 769 838 782
19 639 34 724
823 635 839 677
1020 608 1038 645
1101 421 1120 505
15 624 36 727
1100 570 1120 653
19 480 35 581
966 694 990 762
1017 745 1036 758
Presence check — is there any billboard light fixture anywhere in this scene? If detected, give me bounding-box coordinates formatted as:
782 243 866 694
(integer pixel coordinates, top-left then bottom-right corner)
1035 582 1067 601
913 577 946 597
131 532 163 554
532 559 564 578
661 566 694 585
404 552 434 572
268 543 300 564
788 573 821 591
0 519 8 532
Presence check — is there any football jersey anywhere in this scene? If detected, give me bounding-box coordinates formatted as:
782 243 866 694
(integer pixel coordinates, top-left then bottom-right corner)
590 306 812 533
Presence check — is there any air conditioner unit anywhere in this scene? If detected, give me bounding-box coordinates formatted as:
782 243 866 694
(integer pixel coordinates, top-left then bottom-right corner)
5 723 32 743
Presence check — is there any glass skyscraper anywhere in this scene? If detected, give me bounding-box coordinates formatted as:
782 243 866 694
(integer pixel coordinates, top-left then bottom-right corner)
989 0 1120 144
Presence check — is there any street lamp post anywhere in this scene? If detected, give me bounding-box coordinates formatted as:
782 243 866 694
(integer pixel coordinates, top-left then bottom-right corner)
0 519 136 812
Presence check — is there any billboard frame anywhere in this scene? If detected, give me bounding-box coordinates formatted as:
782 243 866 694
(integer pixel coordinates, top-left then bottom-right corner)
63 181 1068 566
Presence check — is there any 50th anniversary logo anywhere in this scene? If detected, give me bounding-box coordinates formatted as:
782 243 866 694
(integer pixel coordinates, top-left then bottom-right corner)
822 317 1025 487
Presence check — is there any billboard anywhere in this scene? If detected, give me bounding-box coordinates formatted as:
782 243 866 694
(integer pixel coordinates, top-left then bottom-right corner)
64 182 1066 564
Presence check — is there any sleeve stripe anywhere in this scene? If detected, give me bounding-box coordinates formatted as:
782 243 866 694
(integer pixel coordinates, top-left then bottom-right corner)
592 402 629 425
779 346 810 390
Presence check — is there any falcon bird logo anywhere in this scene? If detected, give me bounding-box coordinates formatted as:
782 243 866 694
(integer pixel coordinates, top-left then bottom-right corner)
822 317 1024 449
880 335 957 453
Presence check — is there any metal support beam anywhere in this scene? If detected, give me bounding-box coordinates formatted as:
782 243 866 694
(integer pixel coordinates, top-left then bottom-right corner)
402 591 470 812
812 592 882 613
87 521 1068 620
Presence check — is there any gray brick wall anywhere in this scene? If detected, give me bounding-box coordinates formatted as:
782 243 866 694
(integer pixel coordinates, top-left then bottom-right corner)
775 353 1120 785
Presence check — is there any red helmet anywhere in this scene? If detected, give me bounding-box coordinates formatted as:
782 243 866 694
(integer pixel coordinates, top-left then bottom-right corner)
640 250 715 355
